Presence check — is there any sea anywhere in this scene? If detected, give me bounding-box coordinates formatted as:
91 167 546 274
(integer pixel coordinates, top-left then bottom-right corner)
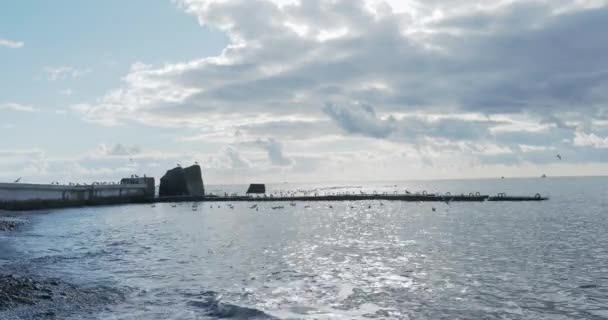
1 177 607 319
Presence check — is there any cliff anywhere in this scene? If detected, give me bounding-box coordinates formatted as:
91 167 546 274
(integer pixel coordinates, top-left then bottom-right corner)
159 165 205 197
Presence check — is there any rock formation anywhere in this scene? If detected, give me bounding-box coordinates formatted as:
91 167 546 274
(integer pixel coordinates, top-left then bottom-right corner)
246 184 266 194
159 165 205 197
183 165 205 196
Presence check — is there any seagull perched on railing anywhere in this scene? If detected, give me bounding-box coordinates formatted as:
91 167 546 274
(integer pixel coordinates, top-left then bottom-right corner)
14 177 21 183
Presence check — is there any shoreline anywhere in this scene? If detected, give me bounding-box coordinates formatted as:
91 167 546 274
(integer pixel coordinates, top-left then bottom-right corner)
0 213 124 319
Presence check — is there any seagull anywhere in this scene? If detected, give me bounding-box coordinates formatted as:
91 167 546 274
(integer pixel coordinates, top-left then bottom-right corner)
556 154 562 160
177 163 182 168
14 177 21 183
194 161 199 165
432 207 436 212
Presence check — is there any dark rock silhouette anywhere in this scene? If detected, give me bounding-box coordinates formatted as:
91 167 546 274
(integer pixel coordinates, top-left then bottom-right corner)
246 184 266 194
183 165 205 196
159 165 205 197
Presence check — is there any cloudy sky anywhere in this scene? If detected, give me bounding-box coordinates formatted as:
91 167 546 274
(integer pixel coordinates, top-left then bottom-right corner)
1 0 608 184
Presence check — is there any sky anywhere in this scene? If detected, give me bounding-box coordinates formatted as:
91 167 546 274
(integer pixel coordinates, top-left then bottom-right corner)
1 0 608 184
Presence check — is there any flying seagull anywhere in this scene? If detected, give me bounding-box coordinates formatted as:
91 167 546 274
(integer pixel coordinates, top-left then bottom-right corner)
556 154 562 160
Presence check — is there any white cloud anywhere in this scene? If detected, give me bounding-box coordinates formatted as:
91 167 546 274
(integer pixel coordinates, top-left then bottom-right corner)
0 103 38 112
573 131 608 148
0 38 24 49
66 0 608 180
44 66 90 81
76 0 608 124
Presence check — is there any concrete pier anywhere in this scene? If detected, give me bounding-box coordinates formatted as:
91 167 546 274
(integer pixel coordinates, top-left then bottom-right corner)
0 178 155 211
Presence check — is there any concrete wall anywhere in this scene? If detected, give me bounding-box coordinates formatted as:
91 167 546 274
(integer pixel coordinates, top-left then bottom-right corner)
0 182 151 205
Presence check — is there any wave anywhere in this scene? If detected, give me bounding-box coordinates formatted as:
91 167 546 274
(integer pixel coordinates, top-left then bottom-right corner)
187 291 277 319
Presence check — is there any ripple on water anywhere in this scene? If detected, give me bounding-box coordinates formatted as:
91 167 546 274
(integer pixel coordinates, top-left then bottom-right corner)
3 178 608 319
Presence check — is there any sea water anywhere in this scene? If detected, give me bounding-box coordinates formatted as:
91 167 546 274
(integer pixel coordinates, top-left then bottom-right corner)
1 177 607 319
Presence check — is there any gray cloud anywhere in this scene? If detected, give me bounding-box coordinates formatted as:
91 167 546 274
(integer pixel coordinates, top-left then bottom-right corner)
323 103 397 138
237 119 339 139
255 138 294 166
72 0 608 173
324 102 507 143
221 146 252 168
79 1 608 121
98 143 142 156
